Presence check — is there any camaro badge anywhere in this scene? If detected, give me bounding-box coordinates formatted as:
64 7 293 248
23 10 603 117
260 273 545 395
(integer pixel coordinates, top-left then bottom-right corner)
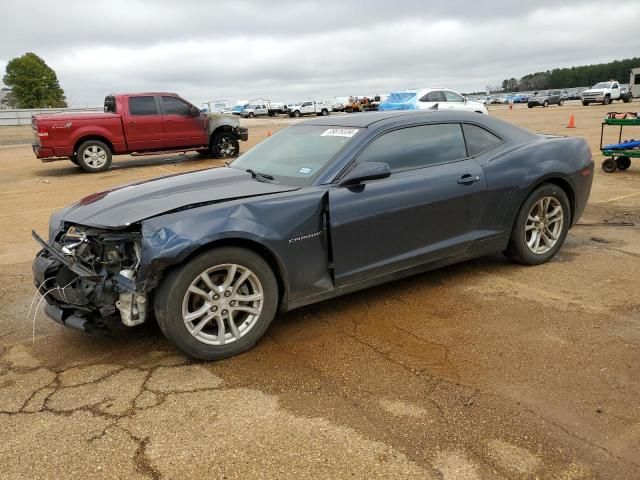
288 231 322 244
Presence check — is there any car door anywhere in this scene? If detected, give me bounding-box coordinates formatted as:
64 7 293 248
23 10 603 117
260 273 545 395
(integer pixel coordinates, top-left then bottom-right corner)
611 82 620 100
124 95 165 151
160 95 207 149
442 90 469 111
300 102 313 114
329 123 487 287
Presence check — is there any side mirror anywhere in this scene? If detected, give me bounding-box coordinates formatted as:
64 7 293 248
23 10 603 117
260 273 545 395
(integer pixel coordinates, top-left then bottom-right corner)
339 162 391 186
189 106 200 116
463 96 468 103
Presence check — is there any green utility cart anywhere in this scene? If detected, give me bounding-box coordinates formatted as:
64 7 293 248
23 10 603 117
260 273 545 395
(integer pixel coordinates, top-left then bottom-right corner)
599 115 640 173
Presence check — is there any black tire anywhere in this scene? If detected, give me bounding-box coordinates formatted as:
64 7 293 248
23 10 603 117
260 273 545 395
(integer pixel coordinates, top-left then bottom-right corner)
616 156 631 171
559 99 564 106
69 155 79 165
543 100 549 107
321 109 329 116
210 131 239 159
582 101 589 106
622 96 631 103
505 184 571 265
603 95 611 105
528 103 533 108
248 112 255 118
602 159 617 173
293 110 301 118
155 247 279 360
76 140 112 173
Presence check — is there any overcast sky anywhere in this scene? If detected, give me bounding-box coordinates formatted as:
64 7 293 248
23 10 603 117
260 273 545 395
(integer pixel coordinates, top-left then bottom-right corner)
1 0 639 106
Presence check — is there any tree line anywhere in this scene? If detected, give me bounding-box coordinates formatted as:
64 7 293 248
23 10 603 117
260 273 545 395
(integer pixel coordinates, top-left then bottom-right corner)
496 57 640 93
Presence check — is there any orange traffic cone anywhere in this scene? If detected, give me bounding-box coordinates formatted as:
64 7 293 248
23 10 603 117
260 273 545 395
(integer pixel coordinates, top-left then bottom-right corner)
567 115 576 128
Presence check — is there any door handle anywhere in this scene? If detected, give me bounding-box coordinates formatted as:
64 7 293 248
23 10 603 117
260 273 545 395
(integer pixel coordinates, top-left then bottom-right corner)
457 174 480 185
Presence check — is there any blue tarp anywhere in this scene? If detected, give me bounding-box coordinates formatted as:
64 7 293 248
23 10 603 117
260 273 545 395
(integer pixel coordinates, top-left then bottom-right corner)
378 92 418 111
603 140 640 150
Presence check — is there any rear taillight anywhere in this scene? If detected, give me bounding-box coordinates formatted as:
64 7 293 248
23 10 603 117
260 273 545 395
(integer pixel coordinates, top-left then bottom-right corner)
37 126 49 138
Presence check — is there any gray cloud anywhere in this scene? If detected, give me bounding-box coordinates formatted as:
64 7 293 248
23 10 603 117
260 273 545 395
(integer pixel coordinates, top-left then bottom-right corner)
1 0 639 106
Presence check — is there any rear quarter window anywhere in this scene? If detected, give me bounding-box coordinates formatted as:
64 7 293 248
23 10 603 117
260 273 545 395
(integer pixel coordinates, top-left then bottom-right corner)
128 96 158 116
462 123 502 156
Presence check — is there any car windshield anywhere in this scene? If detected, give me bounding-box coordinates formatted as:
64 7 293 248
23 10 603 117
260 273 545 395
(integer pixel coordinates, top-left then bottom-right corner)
230 125 359 186
592 82 611 89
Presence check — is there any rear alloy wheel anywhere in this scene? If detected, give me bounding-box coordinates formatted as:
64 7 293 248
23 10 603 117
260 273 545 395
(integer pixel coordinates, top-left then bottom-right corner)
616 156 631 171
211 132 239 159
293 110 301 118
602 159 618 173
76 140 112 173
505 184 570 265
543 100 549 107
321 109 329 116
155 247 278 360
603 95 611 105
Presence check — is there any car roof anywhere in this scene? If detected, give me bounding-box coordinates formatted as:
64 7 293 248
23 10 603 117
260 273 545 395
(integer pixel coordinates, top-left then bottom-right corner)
301 110 485 128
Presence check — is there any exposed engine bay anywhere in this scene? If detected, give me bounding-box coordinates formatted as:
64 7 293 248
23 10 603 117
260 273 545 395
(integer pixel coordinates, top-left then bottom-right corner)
32 225 148 333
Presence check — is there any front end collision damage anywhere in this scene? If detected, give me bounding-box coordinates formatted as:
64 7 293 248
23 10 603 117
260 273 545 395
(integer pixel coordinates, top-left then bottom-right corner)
33 189 333 333
32 226 149 333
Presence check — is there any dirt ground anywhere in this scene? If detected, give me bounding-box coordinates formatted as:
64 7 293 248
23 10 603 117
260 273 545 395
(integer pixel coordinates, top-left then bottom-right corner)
0 102 639 479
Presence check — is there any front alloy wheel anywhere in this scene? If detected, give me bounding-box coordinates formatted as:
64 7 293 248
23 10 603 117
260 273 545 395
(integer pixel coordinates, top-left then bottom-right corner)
182 264 263 346
155 247 278 360
211 132 239 159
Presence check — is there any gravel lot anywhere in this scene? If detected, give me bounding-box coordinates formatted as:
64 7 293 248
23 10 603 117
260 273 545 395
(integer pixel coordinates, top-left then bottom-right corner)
1 103 639 479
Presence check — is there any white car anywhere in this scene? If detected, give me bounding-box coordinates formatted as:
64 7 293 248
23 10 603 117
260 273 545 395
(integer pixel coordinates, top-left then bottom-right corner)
380 88 488 114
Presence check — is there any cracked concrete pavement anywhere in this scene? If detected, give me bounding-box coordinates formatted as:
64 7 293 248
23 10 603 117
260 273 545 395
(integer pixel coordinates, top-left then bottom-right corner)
1 105 639 479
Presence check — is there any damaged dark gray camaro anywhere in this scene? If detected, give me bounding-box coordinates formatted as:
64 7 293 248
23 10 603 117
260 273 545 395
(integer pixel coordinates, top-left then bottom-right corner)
33 111 594 359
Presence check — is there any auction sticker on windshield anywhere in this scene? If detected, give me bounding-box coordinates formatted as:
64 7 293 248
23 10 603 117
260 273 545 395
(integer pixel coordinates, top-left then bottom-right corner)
320 128 359 137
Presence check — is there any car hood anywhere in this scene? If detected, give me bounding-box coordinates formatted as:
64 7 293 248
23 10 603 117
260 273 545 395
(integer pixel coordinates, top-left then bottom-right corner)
58 167 300 229
582 89 605 94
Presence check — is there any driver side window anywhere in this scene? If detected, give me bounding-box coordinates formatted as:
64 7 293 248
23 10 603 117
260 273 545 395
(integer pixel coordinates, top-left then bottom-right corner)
357 124 467 172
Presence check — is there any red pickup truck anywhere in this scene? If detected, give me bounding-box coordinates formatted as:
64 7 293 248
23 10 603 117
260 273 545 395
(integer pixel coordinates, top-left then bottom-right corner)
32 92 248 172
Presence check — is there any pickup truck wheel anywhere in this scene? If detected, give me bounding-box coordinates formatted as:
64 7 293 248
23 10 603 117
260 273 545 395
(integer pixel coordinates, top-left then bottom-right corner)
582 101 589 106
559 99 564 106
154 247 278 360
293 110 301 118
543 100 549 107
622 96 631 103
77 140 112 173
321 109 329 116
248 112 255 118
211 132 239 159
603 95 611 105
